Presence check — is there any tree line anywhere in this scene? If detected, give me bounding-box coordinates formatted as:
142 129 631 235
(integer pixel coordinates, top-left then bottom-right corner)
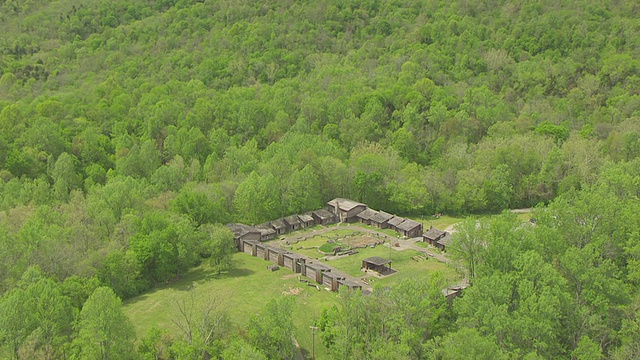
0 0 639 358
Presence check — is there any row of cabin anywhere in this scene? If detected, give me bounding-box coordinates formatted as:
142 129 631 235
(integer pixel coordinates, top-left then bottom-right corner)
227 209 337 248
328 198 424 238
237 237 362 292
422 227 453 252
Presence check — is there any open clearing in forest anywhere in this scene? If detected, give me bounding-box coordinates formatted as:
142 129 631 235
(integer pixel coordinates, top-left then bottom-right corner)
124 211 531 358
123 227 455 358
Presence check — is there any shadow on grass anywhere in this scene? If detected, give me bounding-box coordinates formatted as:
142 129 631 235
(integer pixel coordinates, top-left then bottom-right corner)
123 266 257 305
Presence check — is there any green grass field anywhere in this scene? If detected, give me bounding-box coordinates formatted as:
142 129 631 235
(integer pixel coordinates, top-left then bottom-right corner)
123 235 457 358
123 253 338 358
122 215 515 357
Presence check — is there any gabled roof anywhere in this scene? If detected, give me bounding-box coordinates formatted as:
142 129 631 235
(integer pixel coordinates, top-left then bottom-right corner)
226 223 259 238
362 256 391 266
298 213 314 223
312 209 335 220
327 198 367 211
284 215 301 225
370 211 394 224
423 227 446 240
270 219 287 230
396 219 422 232
387 216 405 227
356 208 377 220
255 223 276 236
437 233 453 247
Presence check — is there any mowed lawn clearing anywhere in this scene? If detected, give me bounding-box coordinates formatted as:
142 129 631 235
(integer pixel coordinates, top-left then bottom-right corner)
123 252 337 358
326 244 459 287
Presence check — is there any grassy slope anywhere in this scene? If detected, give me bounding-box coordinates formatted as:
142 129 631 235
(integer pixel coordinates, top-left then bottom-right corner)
124 252 338 358
123 232 456 357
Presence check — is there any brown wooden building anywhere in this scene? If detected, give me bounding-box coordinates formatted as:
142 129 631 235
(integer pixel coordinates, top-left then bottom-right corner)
422 227 446 246
362 257 392 275
283 215 302 231
435 233 453 252
226 223 261 250
369 211 394 229
355 208 376 225
283 253 305 273
396 219 423 238
386 216 405 232
311 209 336 225
270 219 287 235
298 213 315 228
255 223 277 241
305 262 331 284
327 198 368 222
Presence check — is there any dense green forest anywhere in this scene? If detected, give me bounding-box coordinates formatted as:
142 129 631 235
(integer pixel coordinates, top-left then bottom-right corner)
1 0 639 358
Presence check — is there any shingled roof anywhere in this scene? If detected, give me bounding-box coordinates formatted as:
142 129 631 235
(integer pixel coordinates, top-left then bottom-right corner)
327 198 366 211
396 219 421 232
387 216 405 227
423 227 446 240
370 211 394 224
226 223 259 238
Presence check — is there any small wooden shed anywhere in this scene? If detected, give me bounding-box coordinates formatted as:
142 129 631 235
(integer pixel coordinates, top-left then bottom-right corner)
369 211 394 229
435 233 453 252
311 209 336 225
255 223 277 241
396 219 423 238
422 227 446 246
386 216 405 232
305 262 330 284
362 257 392 275
298 213 315 228
283 215 302 231
270 219 287 235
283 253 305 273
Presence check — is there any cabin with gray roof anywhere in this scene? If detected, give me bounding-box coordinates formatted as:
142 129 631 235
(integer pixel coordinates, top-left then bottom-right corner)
435 233 453 252
396 219 423 238
327 198 368 222
369 211 394 228
226 223 261 250
255 223 277 241
422 227 446 246
361 257 392 275
386 216 405 231
270 219 287 235
283 215 302 231
298 213 315 228
355 208 377 225
311 209 336 225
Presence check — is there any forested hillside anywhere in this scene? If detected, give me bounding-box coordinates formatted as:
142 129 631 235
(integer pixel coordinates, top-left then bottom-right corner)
1 0 639 358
